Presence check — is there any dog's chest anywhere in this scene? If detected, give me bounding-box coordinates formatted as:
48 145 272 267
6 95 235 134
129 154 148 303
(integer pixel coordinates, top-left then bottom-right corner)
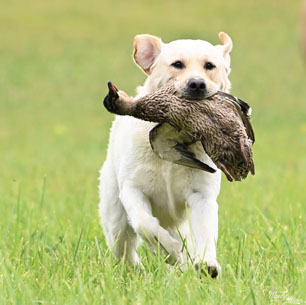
132 161 190 227
115 117 220 227
129 138 212 226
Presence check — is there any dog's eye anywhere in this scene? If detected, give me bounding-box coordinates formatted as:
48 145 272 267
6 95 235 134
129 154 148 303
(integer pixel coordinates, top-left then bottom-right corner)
204 62 216 70
171 61 184 69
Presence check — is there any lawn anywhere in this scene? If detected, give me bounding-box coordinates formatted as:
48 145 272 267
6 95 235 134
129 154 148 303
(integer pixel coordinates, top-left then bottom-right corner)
0 0 306 304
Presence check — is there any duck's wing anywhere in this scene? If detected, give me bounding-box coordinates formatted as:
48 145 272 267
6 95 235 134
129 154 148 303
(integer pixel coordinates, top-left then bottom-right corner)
216 92 255 143
173 143 216 173
232 100 255 143
149 123 216 173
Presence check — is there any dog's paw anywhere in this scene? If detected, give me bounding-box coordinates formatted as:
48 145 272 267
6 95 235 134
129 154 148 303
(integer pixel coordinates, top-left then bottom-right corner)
206 259 221 278
194 259 221 279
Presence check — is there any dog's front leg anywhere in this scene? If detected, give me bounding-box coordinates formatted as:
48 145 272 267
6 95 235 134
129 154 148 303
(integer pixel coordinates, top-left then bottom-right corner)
187 192 221 278
119 182 183 264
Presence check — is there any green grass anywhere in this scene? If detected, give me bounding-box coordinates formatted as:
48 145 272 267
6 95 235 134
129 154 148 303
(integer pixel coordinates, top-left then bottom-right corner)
1 0 306 304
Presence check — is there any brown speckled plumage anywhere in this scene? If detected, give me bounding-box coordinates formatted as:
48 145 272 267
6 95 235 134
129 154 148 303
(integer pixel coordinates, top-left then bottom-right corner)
104 82 255 181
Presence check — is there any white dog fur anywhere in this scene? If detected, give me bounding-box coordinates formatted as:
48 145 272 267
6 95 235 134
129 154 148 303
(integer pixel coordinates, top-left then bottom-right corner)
99 32 233 276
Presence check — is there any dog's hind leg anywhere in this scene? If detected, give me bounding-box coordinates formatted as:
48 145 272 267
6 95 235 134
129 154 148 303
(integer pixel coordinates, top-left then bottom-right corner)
99 163 141 265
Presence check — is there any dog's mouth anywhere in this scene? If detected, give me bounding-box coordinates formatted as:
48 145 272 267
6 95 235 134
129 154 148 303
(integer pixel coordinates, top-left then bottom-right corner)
177 88 216 100
181 91 211 100
169 79 217 100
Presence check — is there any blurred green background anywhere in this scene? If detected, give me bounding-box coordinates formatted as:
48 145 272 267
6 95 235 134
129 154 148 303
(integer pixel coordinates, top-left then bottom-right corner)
1 0 305 304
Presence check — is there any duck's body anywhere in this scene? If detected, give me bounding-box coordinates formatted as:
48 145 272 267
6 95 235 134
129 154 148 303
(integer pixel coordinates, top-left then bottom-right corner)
104 82 255 181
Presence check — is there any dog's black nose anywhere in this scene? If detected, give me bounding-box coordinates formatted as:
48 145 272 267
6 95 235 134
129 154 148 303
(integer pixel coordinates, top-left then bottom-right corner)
187 78 206 91
186 78 206 99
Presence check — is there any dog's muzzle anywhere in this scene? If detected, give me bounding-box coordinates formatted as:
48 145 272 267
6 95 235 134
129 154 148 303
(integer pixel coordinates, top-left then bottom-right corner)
185 78 207 100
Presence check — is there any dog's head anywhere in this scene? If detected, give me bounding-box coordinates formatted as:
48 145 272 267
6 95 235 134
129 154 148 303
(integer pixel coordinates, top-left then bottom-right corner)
134 32 233 98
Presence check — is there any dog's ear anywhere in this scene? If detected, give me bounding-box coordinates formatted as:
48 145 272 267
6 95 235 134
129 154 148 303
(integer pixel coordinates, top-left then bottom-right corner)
216 32 233 75
133 34 163 75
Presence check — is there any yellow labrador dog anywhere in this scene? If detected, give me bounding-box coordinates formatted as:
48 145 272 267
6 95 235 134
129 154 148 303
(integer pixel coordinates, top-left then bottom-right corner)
99 32 233 278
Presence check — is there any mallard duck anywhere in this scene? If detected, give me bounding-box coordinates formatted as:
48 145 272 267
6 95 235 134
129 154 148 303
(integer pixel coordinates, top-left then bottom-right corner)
104 82 255 181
